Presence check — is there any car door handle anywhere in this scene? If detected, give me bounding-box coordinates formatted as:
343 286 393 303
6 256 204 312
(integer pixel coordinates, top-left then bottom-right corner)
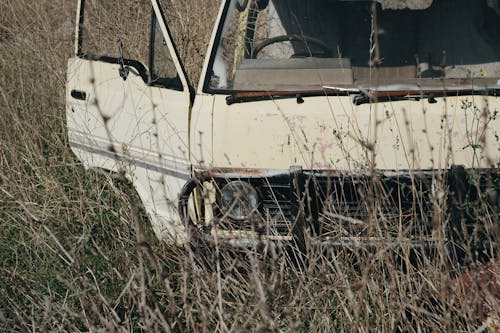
71 90 87 101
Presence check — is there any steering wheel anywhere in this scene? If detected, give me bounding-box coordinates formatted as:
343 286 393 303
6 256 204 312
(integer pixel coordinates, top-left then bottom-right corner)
251 34 334 59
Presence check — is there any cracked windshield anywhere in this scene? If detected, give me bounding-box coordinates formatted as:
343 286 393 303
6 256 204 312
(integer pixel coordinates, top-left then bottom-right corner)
209 0 500 91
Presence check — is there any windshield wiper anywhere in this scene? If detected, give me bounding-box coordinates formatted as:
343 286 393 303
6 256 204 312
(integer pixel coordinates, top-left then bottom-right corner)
225 87 361 105
352 90 430 105
225 87 500 106
352 87 500 106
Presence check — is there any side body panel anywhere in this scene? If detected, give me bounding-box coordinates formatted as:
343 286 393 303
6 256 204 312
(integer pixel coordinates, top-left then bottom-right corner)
210 95 499 171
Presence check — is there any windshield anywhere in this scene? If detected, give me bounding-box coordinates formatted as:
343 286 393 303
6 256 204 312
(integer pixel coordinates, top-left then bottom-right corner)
207 0 500 92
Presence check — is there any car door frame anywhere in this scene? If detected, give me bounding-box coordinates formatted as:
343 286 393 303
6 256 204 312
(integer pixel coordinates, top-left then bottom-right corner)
67 0 196 242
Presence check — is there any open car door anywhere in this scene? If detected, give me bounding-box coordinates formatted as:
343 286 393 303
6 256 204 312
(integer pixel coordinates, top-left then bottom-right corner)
66 0 192 242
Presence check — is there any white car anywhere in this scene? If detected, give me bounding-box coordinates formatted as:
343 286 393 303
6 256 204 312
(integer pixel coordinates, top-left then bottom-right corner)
66 0 499 246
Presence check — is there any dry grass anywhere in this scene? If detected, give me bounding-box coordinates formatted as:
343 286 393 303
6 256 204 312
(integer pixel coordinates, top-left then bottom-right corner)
0 0 498 332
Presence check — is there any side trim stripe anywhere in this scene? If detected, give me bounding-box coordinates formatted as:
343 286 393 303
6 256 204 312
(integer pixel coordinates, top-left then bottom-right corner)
69 141 192 180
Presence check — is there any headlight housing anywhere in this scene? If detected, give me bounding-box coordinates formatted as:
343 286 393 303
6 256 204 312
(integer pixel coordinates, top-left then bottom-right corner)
219 181 259 220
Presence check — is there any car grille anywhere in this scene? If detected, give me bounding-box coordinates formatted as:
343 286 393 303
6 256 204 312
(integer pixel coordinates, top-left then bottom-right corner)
214 167 498 240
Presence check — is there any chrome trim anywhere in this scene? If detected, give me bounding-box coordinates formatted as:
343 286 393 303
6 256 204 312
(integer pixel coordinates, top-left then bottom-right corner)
69 140 191 180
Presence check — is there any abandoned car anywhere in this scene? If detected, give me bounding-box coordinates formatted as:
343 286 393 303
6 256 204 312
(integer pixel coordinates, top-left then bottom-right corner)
66 0 499 246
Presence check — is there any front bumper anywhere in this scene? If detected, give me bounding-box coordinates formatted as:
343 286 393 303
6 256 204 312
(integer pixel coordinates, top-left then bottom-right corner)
180 166 498 247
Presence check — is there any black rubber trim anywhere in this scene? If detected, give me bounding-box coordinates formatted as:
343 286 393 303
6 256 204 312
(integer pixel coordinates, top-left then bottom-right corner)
71 89 87 101
202 0 232 94
178 178 202 226
153 0 194 100
77 0 85 56
149 5 184 92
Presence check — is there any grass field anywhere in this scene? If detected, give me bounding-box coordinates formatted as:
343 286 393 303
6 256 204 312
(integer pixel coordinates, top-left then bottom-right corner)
0 0 498 332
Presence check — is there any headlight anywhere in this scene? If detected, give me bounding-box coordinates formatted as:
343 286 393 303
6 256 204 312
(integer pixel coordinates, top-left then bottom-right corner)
219 181 259 220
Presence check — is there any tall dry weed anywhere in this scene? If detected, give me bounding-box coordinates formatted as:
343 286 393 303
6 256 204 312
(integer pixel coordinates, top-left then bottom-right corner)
0 0 498 332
